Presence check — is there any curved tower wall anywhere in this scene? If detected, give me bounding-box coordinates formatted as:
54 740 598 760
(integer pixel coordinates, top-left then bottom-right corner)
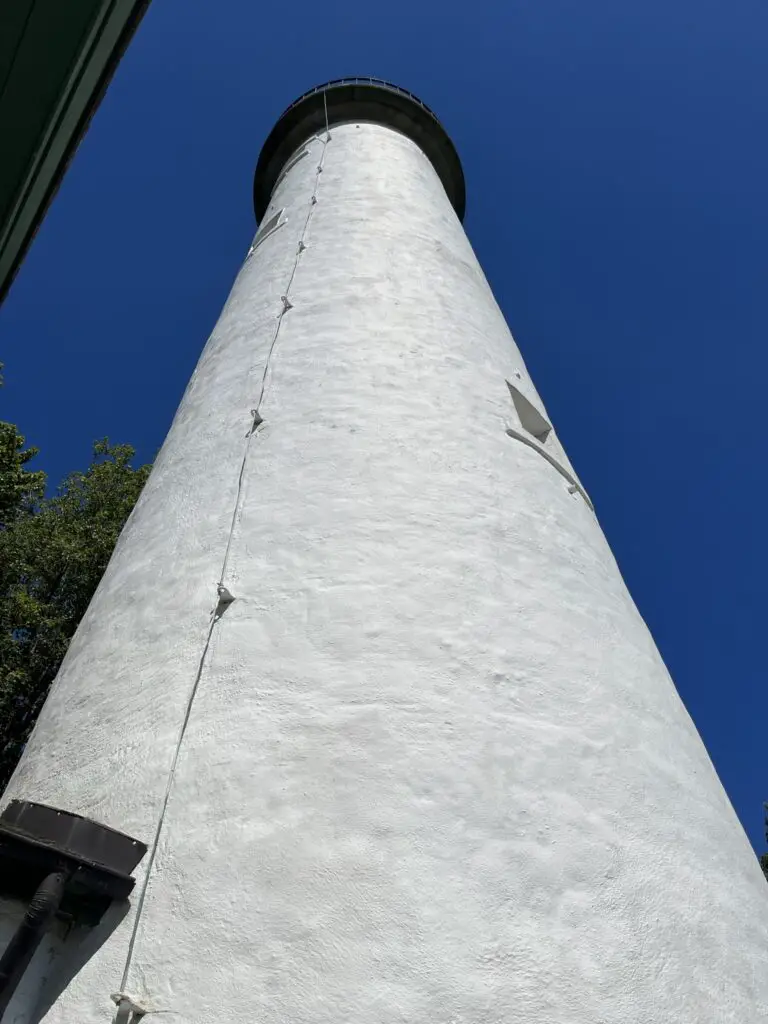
2 82 766 1023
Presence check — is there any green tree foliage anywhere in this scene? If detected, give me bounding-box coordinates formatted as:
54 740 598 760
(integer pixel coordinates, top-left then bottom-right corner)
0 422 45 522
0 431 150 790
0 364 45 522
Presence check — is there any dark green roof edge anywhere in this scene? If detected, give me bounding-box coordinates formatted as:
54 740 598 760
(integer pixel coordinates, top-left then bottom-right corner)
0 0 151 306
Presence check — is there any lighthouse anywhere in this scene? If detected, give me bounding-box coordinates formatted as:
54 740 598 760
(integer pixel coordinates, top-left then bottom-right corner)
1 77 767 1023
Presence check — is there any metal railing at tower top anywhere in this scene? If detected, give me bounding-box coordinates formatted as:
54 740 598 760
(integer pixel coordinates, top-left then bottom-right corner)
275 78 444 127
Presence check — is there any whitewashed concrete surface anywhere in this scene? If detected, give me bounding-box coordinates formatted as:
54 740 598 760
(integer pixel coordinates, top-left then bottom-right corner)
1 119 767 1023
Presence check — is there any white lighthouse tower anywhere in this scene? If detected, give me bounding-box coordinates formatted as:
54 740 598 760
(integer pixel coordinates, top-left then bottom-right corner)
1 78 767 1023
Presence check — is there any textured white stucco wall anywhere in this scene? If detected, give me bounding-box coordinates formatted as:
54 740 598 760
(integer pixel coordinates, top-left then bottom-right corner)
2 119 768 1023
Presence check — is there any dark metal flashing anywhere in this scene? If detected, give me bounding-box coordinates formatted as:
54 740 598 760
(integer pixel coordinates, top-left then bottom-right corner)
0 800 146 1014
0 800 146 926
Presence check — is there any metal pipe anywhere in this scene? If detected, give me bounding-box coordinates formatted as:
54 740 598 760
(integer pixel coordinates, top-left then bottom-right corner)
0 871 67 1019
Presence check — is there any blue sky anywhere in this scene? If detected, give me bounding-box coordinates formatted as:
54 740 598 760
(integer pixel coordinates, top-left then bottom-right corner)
1 0 766 852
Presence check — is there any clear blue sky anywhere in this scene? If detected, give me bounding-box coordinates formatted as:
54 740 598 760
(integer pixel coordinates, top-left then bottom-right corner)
1 0 766 853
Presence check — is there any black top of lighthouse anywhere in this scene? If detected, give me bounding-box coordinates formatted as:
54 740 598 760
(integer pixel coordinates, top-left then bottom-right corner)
253 78 466 223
